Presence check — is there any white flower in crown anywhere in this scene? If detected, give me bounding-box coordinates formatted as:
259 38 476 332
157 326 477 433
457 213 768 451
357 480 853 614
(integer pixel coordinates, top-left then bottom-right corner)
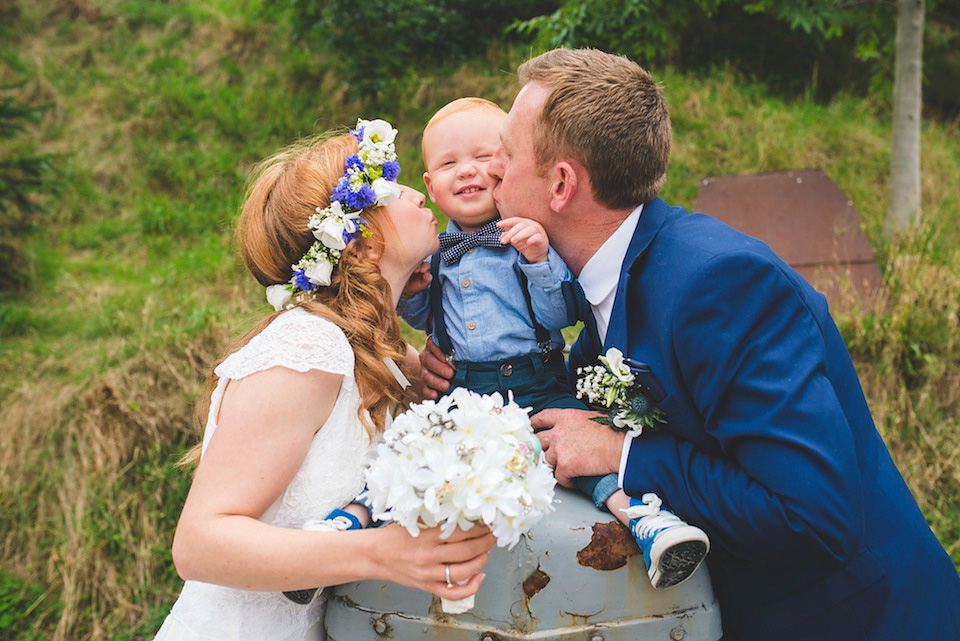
598 347 635 384
265 284 293 311
303 255 334 287
311 201 363 251
371 177 402 206
357 118 397 148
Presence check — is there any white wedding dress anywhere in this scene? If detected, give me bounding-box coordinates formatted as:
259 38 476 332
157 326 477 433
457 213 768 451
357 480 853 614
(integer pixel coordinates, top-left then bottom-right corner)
154 308 373 641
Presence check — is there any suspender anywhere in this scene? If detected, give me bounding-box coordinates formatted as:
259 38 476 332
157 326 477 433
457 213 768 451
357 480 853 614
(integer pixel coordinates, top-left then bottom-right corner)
427 250 552 358
428 251 454 355
514 263 553 357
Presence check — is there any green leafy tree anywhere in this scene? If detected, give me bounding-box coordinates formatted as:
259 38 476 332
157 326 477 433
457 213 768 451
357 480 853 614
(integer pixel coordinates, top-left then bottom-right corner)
278 0 559 103
516 0 949 234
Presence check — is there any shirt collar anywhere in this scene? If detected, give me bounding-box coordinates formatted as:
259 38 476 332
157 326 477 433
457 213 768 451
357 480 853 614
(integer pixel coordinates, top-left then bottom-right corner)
578 204 643 306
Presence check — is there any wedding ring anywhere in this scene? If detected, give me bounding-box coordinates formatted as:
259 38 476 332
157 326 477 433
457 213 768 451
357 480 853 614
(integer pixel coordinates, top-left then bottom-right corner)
445 563 454 588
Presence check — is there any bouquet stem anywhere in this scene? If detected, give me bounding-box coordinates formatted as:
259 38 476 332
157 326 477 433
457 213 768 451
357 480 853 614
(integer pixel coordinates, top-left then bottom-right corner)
441 594 475 614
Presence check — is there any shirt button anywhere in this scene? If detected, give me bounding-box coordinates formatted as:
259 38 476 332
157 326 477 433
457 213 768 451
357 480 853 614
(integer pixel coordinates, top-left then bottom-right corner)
499 363 513 376
466 321 477 330
462 279 470 287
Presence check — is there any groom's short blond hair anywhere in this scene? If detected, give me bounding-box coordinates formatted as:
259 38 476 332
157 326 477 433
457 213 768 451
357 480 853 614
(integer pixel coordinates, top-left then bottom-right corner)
518 48 671 209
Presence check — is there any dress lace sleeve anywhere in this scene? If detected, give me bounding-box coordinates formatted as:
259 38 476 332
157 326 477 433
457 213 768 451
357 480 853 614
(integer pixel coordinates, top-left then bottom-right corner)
215 308 354 382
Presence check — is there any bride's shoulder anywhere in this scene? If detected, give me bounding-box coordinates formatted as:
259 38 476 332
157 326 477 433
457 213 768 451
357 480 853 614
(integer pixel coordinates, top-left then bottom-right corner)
216 308 354 381
266 306 349 340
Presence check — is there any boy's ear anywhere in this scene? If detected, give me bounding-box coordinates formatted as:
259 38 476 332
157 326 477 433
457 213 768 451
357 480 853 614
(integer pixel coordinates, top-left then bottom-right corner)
549 161 578 213
422 171 435 202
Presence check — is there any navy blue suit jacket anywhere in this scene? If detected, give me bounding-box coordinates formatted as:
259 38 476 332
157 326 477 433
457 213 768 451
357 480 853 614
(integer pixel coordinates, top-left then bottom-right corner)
568 198 960 641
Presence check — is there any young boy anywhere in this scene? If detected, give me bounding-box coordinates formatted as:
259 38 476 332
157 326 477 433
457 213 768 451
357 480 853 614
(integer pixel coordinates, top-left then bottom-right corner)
399 97 709 590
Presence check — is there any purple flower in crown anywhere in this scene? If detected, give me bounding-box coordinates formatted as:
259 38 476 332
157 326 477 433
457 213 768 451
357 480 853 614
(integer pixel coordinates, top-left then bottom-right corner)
381 160 400 181
331 177 351 205
293 269 317 292
351 125 365 143
343 183 376 211
345 154 365 173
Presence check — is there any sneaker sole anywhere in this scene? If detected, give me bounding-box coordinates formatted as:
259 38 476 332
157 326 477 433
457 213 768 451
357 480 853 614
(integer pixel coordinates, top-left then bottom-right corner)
283 588 318 604
647 526 710 590
652 540 709 589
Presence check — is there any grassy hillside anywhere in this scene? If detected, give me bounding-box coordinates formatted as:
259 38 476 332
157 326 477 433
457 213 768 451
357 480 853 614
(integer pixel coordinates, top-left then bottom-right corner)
0 1 957 639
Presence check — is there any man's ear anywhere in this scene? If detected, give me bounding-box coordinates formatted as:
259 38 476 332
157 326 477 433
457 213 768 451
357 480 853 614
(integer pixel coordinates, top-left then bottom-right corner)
422 171 435 202
549 161 578 213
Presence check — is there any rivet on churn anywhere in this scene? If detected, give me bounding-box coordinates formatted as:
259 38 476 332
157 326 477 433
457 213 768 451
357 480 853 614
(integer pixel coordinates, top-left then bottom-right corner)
373 620 387 635
590 635 604 641
669 626 686 641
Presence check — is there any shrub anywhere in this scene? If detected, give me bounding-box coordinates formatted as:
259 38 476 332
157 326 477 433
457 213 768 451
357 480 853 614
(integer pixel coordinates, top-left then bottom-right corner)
0 76 57 293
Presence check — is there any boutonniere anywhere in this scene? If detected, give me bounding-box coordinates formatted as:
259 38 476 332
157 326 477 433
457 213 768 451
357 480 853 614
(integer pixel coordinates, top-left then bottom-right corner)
575 348 666 437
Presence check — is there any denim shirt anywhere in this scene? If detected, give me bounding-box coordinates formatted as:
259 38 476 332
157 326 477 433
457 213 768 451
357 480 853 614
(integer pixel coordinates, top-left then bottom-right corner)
398 222 577 363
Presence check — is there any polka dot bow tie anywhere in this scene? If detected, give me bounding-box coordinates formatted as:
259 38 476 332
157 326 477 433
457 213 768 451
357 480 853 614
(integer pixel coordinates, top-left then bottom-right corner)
437 218 506 265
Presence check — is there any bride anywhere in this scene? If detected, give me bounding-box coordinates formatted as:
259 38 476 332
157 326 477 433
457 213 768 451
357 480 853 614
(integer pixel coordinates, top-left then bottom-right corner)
153 120 495 641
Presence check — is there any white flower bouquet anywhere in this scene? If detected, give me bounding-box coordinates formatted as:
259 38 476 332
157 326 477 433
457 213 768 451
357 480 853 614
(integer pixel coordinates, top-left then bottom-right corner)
362 387 556 613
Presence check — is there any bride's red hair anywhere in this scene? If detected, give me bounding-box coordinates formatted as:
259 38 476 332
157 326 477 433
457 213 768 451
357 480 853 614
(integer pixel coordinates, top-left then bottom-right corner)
183 133 415 465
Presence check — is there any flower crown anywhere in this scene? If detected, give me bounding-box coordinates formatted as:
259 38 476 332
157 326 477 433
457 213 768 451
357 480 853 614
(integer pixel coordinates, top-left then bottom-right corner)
266 118 403 311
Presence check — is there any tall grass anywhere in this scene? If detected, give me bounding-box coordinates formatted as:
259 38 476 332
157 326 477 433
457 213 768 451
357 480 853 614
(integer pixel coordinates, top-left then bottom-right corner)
0 1 957 639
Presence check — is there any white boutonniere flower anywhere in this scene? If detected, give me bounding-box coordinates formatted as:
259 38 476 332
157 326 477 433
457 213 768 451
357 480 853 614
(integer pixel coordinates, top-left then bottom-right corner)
598 347 635 384
576 348 665 438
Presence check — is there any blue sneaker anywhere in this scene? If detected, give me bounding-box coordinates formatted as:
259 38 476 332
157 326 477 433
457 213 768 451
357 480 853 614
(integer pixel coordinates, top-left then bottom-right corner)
282 508 363 604
624 493 709 590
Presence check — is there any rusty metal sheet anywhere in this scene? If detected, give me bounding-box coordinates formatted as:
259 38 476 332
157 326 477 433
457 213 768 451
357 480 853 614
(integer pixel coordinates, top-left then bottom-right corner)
326 487 722 641
694 169 883 312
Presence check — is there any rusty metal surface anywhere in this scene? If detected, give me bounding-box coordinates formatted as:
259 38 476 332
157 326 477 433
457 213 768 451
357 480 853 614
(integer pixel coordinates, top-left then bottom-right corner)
694 169 883 312
326 487 721 641
575 521 639 572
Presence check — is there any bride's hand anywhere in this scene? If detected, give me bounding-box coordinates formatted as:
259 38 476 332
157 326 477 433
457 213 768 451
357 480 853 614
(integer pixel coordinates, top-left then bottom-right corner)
373 523 495 599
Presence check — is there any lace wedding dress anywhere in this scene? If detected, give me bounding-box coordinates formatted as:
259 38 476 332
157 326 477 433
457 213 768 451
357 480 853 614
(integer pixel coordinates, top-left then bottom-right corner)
154 308 372 641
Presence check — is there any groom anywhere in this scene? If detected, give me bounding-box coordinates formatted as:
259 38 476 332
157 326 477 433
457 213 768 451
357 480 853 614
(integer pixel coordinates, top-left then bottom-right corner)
420 48 960 640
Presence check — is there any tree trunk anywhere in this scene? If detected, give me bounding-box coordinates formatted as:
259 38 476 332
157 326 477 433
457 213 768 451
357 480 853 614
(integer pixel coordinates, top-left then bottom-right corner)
886 0 924 235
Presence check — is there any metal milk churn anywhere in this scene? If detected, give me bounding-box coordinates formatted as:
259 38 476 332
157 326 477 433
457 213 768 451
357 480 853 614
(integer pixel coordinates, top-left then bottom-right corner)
326 486 722 641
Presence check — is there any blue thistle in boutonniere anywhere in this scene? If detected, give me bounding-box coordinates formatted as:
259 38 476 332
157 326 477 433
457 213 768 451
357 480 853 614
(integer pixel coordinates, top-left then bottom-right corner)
575 348 666 437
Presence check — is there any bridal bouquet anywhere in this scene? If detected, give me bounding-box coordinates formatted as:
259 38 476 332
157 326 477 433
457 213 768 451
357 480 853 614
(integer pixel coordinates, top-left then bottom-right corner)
362 387 556 613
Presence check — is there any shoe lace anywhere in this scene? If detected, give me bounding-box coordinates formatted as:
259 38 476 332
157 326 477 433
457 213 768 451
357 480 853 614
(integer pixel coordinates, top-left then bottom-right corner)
621 493 684 539
303 515 354 532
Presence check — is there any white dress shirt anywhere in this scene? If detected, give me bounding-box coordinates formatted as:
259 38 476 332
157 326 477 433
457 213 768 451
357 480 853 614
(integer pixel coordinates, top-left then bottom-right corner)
576 204 643 487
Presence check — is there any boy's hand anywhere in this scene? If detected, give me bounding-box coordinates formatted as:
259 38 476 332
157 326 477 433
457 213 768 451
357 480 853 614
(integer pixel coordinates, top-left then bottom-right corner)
401 261 432 298
497 217 549 264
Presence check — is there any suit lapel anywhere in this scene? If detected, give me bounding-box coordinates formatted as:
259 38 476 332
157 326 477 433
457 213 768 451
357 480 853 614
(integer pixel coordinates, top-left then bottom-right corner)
602 198 670 353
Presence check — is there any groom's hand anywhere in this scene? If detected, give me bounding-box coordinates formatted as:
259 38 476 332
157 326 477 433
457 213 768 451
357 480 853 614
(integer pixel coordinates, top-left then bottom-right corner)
533 408 625 487
419 336 453 400
401 260 432 298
